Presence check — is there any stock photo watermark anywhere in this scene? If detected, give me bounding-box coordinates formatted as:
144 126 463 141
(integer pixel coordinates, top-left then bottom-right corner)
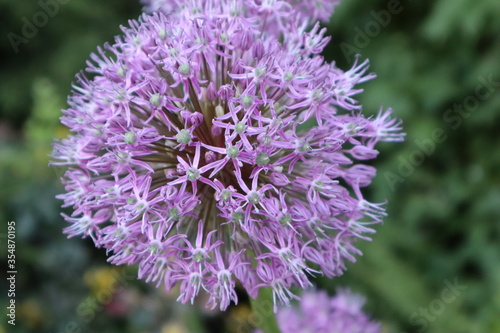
235 295 276 333
7 0 70 54
385 74 500 190
5 221 17 326
401 278 467 333
340 0 411 62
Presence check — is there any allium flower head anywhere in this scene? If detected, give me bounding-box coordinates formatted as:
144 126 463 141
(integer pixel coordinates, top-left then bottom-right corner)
52 1 404 311
256 289 381 333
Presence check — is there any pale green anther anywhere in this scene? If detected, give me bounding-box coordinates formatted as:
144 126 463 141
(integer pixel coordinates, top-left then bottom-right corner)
168 207 179 220
313 180 324 191
255 67 265 77
126 197 136 205
124 131 136 144
260 135 272 146
312 89 323 101
93 129 102 136
159 29 167 39
256 152 270 165
116 89 127 99
187 168 201 181
221 189 231 201
220 33 229 43
298 142 311 152
235 122 246 133
168 48 179 57
279 213 292 225
248 192 260 204
193 252 205 262
123 246 132 255
149 244 159 253
176 129 192 144
227 146 240 158
136 203 144 211
284 71 294 81
117 152 128 162
232 212 244 222
117 67 125 77
347 123 358 135
150 93 161 106
179 63 190 75
114 228 126 239
241 95 253 107
281 250 292 262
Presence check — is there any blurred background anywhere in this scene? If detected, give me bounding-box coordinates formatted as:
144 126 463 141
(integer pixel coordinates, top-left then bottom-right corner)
0 0 499 332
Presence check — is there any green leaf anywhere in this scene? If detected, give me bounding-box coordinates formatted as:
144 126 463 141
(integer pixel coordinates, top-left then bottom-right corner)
250 287 281 333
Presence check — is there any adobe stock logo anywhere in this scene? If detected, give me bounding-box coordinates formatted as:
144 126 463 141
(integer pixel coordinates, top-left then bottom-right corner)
340 0 408 62
384 74 500 191
401 278 467 333
7 0 70 54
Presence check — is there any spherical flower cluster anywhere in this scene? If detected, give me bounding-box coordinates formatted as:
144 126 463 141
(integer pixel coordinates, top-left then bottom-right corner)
52 0 403 311
256 289 381 333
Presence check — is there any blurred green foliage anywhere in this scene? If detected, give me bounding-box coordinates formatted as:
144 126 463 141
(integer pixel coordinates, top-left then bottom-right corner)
321 1 500 333
0 0 499 332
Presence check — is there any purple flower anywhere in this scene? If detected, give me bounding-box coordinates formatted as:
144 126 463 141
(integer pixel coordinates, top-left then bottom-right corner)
255 288 382 333
52 1 403 311
141 0 340 27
